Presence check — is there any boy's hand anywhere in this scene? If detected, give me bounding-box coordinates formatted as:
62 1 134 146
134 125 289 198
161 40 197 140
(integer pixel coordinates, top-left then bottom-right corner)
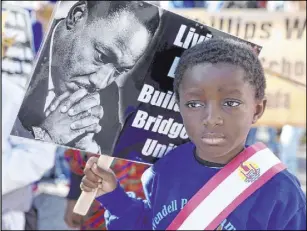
81 156 117 197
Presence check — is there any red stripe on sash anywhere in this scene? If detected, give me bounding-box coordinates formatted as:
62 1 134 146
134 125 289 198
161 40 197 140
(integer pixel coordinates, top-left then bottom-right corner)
206 162 286 230
166 142 267 230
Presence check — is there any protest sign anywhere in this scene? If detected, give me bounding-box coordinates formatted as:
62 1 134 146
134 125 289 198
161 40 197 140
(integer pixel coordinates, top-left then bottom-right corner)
11 1 261 166
2 3 35 88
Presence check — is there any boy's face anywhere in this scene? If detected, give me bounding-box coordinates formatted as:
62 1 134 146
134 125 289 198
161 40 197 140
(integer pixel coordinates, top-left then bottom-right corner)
179 63 266 164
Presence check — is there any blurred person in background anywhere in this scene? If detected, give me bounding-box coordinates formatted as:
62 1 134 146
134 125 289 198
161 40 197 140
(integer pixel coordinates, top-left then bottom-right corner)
2 77 57 230
203 1 265 10
264 127 280 155
279 125 306 176
26 146 72 230
160 1 207 9
267 1 306 12
204 1 225 11
215 1 268 9
246 126 280 156
219 1 250 9
266 1 287 11
245 127 258 146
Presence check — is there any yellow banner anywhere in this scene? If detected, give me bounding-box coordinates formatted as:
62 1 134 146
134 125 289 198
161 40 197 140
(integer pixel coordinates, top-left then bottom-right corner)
256 70 306 127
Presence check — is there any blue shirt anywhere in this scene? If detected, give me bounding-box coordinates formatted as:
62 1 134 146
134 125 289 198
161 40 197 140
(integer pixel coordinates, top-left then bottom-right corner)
96 142 306 230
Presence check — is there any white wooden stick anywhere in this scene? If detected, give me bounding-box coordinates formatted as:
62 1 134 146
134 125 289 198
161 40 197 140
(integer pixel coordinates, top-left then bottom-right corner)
73 155 114 216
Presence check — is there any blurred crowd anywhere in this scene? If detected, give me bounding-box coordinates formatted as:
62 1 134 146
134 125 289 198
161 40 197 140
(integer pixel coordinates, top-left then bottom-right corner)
2 1 306 230
158 0 306 11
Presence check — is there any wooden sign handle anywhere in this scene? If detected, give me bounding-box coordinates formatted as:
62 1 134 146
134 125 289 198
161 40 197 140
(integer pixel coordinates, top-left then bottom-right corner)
73 155 114 216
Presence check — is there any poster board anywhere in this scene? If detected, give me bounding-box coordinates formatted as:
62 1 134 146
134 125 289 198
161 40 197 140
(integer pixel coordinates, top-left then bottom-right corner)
10 1 261 165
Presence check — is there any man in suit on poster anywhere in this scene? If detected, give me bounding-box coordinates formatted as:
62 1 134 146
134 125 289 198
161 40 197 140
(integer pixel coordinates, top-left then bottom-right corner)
12 1 162 154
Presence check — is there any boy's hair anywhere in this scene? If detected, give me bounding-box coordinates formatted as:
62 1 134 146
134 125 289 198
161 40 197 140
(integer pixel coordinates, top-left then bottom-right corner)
173 37 266 101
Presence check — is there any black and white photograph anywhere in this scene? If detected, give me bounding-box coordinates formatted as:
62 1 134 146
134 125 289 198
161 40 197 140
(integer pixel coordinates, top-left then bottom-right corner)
11 0 261 164
11 1 164 155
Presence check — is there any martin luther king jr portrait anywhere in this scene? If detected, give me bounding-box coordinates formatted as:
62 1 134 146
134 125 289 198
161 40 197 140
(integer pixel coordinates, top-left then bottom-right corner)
11 1 162 154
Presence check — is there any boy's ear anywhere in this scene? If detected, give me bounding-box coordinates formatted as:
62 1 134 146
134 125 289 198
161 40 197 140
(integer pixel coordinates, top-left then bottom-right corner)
252 98 267 124
66 1 87 30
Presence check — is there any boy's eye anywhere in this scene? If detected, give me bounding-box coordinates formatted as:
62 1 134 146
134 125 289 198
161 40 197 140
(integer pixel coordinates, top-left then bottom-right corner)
223 100 241 107
186 102 203 108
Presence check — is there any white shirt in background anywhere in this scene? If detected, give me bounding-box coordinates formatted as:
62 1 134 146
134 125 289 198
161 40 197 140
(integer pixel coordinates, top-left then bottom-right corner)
2 77 57 195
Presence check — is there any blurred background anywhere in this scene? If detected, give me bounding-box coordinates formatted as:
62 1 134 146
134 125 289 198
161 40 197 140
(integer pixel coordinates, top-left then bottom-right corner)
2 1 306 230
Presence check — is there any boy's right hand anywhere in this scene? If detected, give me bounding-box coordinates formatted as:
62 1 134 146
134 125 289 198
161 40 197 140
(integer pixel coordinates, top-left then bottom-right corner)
81 156 117 197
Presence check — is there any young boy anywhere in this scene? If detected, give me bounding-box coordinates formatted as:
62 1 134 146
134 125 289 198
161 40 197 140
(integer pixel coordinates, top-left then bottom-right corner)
80 38 306 230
